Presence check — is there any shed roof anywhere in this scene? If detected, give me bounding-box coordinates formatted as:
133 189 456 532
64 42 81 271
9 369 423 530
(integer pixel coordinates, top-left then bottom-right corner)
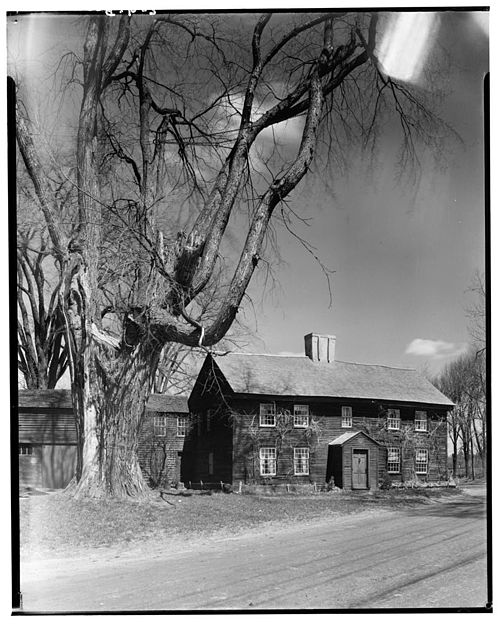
18 389 73 410
145 394 189 413
18 390 190 414
210 353 453 407
329 431 382 446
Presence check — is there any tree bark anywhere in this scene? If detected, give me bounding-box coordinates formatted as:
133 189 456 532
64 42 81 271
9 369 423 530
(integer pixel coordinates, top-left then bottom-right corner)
70 339 162 498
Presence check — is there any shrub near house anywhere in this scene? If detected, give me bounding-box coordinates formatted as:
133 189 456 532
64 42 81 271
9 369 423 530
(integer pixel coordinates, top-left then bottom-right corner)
186 334 453 490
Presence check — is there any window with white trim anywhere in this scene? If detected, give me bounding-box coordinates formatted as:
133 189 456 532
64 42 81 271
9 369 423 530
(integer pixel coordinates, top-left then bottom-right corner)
387 409 401 430
259 403 276 427
154 415 167 437
341 406 352 428
293 404 309 428
19 444 34 456
415 410 428 432
415 448 429 474
294 447 310 475
259 447 276 475
177 416 188 437
387 447 401 473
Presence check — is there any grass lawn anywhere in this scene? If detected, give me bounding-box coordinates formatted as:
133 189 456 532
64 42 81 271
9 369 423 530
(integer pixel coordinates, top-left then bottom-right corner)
19 486 461 561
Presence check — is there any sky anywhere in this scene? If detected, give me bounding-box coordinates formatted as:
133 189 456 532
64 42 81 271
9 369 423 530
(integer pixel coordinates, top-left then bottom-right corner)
7 5 489 380
239 10 488 376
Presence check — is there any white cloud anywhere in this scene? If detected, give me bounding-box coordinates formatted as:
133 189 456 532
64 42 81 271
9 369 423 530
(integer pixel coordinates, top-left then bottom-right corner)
405 338 468 360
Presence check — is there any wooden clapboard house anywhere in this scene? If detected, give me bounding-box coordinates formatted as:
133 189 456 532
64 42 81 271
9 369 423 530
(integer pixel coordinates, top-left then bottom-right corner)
186 333 454 490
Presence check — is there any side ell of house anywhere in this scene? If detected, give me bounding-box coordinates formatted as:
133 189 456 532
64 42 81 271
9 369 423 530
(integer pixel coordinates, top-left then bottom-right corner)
186 334 453 489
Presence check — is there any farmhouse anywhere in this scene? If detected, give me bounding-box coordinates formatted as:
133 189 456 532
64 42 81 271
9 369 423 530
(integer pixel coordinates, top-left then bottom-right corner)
18 390 189 490
186 333 454 490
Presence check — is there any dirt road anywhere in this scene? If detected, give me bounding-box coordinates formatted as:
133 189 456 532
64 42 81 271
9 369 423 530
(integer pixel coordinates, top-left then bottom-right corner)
19 486 488 611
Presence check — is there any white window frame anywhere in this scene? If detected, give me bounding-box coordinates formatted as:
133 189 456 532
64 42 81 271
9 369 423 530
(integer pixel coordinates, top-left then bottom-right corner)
259 403 276 427
341 406 353 428
293 404 309 428
415 448 429 474
387 408 401 430
19 444 34 456
415 410 428 432
259 447 277 476
153 415 167 437
177 416 188 437
387 447 401 473
294 447 310 476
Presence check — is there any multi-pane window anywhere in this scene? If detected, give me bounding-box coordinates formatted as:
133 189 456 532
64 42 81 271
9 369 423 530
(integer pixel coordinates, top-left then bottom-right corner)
341 406 353 428
415 410 428 432
415 448 429 474
177 416 188 437
294 448 310 475
154 415 167 437
19 444 34 456
387 447 401 473
387 409 401 430
206 409 212 432
259 447 277 475
293 405 309 428
260 403 276 427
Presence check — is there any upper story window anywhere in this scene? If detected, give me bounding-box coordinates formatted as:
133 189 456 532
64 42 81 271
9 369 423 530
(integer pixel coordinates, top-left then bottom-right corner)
294 447 310 475
206 409 212 432
259 447 277 475
341 406 353 428
415 448 429 474
177 416 188 437
415 410 428 432
154 415 167 437
387 408 401 430
293 404 309 428
260 403 276 427
387 447 401 473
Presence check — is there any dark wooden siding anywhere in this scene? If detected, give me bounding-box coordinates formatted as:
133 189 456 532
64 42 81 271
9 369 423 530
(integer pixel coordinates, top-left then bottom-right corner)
225 397 449 486
19 410 77 445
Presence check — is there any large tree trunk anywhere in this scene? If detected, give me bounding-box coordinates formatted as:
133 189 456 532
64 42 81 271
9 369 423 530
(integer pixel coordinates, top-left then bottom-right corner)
69 339 163 498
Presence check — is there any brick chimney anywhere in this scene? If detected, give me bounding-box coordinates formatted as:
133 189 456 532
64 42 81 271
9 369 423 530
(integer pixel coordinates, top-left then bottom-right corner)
304 333 336 363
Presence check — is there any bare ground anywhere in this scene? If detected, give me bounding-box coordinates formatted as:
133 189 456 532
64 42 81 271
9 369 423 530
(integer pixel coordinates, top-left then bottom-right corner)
19 486 462 563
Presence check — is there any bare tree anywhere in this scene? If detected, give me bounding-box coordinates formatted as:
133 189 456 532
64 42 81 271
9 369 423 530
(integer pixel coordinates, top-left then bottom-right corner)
15 12 450 498
435 350 485 479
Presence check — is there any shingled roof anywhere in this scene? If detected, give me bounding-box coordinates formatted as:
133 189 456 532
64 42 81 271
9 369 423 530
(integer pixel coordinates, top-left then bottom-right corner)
18 390 190 413
210 353 454 407
145 394 189 413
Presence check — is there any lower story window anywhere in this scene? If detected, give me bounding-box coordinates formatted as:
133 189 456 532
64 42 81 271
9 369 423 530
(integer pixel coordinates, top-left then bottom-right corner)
294 447 310 475
387 447 401 473
259 447 276 476
415 448 429 474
